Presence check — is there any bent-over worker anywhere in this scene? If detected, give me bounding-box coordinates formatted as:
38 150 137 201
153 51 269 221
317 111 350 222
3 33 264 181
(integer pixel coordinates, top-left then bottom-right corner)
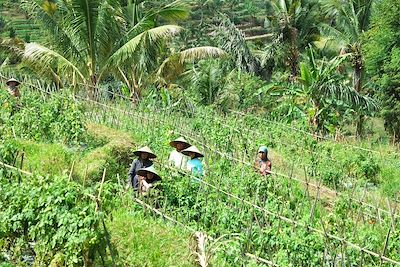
137 165 162 194
5 78 21 98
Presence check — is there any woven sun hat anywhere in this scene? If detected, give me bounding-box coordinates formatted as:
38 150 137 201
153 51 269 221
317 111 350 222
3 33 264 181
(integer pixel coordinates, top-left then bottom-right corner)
6 78 21 86
181 145 204 158
133 146 157 159
137 165 161 180
258 146 268 154
169 137 191 149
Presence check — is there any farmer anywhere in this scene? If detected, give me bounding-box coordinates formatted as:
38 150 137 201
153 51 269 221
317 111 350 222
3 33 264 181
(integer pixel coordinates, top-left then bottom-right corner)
5 78 21 98
127 146 156 190
256 146 272 176
168 137 191 169
181 145 204 176
137 165 162 194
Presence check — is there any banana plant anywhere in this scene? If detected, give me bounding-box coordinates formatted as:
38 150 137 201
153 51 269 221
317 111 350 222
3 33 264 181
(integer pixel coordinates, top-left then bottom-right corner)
298 47 376 134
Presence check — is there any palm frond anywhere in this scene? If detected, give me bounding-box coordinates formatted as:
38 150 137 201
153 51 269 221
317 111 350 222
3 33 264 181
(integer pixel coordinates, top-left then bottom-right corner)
157 47 225 82
23 43 85 82
96 0 124 63
22 0 82 60
70 0 100 66
179 47 226 62
106 25 182 67
150 1 190 21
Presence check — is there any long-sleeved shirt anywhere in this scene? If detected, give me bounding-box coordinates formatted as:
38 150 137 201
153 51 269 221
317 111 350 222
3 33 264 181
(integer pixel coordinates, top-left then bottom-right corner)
128 159 153 189
168 150 188 169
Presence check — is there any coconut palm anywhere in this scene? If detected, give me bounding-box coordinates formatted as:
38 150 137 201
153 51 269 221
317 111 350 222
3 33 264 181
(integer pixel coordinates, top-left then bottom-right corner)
21 0 188 97
263 0 323 79
322 0 374 136
157 46 226 84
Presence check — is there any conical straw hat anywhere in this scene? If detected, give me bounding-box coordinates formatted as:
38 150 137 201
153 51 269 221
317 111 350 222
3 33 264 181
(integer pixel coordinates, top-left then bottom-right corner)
169 137 191 149
133 146 157 159
181 145 204 158
137 165 161 180
6 78 21 86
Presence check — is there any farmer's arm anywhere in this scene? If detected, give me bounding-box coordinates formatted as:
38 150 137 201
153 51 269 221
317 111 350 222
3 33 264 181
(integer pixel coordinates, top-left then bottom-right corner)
127 160 138 188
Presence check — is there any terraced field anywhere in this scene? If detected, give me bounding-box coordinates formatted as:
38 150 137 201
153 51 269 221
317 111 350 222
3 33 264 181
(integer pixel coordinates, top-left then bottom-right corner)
0 0 42 42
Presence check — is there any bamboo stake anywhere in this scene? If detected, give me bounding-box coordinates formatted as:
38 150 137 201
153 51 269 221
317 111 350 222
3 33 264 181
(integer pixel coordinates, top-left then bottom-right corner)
68 161 75 182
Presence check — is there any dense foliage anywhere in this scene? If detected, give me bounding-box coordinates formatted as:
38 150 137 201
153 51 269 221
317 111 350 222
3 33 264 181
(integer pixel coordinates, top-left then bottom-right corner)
0 0 399 140
0 89 85 144
0 172 119 266
364 0 400 141
0 0 400 265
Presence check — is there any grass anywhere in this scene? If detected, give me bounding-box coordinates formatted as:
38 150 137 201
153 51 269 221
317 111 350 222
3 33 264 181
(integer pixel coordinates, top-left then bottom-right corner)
11 139 75 175
73 123 135 183
108 205 196 267
3 123 135 183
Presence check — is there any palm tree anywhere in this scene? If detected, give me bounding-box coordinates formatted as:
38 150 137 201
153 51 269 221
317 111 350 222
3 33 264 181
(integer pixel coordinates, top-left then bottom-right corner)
157 46 226 84
322 0 374 136
263 0 323 79
21 0 188 97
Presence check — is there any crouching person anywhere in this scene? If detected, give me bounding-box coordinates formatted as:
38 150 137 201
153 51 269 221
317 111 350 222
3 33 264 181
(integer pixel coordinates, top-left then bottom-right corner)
127 146 156 190
137 166 162 196
6 78 21 98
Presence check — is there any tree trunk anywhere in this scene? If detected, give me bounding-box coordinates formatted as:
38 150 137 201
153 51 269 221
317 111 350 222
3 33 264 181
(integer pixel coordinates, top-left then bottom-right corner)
354 56 364 138
130 72 141 103
88 75 98 100
288 28 299 81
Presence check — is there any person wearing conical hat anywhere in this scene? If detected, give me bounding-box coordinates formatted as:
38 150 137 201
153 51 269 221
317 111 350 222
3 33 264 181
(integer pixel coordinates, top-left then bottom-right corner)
256 145 271 176
168 137 191 170
5 78 21 98
181 145 204 176
137 165 162 194
127 146 156 190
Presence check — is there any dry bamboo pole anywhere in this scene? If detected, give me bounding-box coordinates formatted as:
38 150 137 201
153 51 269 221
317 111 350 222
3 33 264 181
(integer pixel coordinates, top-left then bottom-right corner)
68 161 75 182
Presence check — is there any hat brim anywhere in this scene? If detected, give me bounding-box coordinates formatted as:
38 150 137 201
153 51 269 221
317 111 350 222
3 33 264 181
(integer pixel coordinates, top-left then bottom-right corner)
133 151 157 159
137 169 161 180
169 141 191 149
181 151 204 158
258 150 268 154
6 80 20 86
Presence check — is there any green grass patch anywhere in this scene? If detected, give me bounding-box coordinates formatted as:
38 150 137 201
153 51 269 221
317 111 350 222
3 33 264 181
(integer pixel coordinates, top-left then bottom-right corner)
108 206 195 267
74 123 134 183
6 139 75 176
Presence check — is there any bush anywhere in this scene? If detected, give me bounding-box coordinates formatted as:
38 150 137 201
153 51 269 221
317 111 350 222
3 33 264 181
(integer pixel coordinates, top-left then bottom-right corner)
0 173 120 266
0 90 86 144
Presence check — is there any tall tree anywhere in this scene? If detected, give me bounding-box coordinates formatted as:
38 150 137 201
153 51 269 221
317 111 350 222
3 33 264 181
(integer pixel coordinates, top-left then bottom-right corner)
322 0 373 137
21 0 188 97
263 0 323 79
364 0 400 142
